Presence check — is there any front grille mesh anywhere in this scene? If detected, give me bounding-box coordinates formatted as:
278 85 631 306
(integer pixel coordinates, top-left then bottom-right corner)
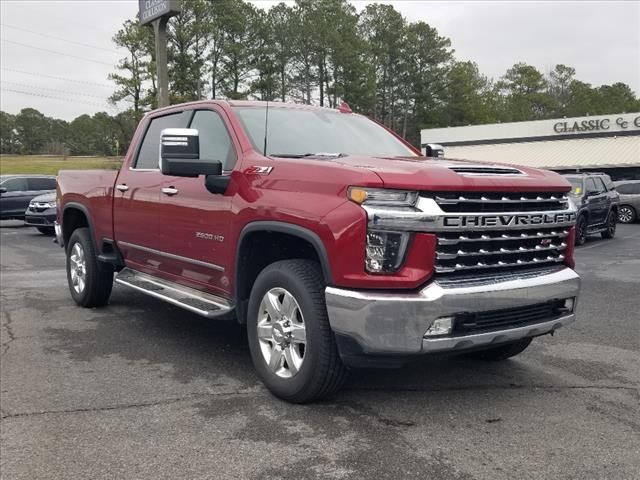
432 192 571 274
453 300 565 334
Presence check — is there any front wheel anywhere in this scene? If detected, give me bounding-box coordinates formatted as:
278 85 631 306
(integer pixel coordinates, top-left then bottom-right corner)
575 215 587 246
601 210 617 239
617 205 636 224
247 259 347 403
66 227 113 307
464 338 533 361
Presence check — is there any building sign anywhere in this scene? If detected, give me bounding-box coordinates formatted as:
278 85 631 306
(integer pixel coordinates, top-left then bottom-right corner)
553 113 640 134
138 0 181 25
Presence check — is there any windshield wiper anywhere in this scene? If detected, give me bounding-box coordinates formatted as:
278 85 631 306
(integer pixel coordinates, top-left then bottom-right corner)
269 152 344 159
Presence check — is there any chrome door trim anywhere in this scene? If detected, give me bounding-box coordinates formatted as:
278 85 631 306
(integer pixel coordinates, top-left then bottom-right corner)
117 241 225 272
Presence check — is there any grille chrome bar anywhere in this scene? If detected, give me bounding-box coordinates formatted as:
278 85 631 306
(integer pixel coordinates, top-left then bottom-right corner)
437 243 567 260
435 255 566 273
437 229 569 245
435 195 568 205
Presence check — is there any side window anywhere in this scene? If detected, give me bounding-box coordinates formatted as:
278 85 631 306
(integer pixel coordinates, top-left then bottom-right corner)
1 177 28 192
595 178 607 192
189 110 236 171
134 111 191 169
586 178 599 194
633 184 640 194
616 184 631 194
28 177 56 191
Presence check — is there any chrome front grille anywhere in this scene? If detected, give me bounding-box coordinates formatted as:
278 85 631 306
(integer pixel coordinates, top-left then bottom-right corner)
432 192 569 213
436 227 568 273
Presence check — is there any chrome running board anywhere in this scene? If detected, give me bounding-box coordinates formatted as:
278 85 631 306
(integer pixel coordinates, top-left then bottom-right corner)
115 267 233 318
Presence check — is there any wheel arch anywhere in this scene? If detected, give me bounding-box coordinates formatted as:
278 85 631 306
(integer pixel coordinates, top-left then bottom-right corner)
234 221 333 323
61 203 97 251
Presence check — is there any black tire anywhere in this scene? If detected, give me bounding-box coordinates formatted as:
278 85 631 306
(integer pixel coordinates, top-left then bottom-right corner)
617 205 636 224
36 226 55 235
247 259 347 403
464 338 533 361
601 210 617 239
575 214 587 246
66 227 113 308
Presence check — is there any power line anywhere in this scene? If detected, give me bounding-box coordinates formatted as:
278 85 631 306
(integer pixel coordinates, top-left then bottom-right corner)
1 39 116 67
0 81 112 100
1 87 118 109
1 24 121 55
1 68 114 89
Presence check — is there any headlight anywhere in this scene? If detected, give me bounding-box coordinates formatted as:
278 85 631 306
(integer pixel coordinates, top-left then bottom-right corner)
348 187 418 207
365 230 410 273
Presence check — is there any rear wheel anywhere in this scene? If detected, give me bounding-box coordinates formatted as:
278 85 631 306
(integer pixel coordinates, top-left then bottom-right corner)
247 259 347 403
617 205 636 224
575 215 587 246
601 210 617 239
66 227 113 307
465 338 533 361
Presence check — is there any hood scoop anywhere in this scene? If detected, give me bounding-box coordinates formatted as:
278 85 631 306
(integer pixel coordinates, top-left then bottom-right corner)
450 165 525 176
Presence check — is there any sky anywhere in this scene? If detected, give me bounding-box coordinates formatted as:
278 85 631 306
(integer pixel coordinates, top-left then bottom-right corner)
0 0 638 121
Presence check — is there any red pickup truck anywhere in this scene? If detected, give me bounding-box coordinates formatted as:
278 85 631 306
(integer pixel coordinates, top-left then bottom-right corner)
56 100 580 402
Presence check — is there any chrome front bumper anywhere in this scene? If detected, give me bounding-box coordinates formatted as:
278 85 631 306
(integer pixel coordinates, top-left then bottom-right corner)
325 267 580 355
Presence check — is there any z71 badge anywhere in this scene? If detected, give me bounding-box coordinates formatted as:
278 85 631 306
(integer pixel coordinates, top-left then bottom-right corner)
245 166 273 175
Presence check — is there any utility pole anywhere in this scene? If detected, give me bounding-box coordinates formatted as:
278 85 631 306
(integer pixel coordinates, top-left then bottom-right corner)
139 0 181 108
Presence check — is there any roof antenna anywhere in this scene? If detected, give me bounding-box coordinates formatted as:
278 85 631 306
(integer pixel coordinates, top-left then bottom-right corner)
263 100 270 156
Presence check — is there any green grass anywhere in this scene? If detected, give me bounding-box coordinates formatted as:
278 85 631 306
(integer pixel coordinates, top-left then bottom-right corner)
0 156 123 175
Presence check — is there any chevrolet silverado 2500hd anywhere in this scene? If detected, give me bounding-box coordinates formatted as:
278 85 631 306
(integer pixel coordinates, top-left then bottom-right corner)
56 100 580 403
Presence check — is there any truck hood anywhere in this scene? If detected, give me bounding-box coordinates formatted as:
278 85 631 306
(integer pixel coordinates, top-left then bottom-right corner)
329 155 571 192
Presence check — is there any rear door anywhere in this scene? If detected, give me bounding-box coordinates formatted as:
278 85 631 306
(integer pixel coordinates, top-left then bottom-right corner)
585 177 607 224
0 177 29 218
113 110 192 274
156 107 239 297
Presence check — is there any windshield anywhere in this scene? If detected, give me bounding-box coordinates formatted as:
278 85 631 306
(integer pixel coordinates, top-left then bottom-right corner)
233 107 417 158
566 177 583 195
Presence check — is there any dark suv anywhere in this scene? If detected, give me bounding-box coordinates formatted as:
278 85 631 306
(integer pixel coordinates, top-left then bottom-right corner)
563 173 619 245
0 175 57 220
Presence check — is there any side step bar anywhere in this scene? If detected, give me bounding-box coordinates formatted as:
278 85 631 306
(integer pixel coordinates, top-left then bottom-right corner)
114 267 233 318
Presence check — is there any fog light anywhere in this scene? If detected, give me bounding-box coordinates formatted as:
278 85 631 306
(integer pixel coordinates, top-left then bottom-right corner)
564 297 575 313
424 317 454 337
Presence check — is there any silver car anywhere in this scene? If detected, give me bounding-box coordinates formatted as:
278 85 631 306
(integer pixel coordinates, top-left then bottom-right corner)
614 180 640 223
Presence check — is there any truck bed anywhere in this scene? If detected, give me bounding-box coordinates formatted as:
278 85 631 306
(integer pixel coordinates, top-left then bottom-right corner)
57 169 119 245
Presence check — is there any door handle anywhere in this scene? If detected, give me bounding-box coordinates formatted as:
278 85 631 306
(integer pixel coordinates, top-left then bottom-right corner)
116 184 129 192
162 187 179 196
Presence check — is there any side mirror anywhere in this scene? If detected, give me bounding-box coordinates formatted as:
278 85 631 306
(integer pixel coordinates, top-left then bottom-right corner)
0 187 6 194
159 128 222 177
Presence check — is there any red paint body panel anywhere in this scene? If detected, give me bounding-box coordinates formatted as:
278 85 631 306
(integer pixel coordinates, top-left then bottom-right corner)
57 100 576 301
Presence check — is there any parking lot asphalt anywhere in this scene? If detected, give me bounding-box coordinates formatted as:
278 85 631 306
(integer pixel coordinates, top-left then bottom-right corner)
1 221 638 480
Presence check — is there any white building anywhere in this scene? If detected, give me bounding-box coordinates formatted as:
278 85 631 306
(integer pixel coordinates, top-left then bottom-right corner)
421 112 640 180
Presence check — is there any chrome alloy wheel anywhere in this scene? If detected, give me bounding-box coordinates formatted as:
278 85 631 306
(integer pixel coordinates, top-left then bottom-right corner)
257 288 307 378
618 206 634 223
69 243 87 294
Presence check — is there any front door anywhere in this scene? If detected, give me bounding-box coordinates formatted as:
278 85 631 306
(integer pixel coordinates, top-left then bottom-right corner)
585 177 607 224
157 108 239 298
113 110 192 275
0 177 30 218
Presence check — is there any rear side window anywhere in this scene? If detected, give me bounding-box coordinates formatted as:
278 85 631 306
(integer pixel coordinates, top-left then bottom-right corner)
617 183 640 194
1 177 28 192
189 110 236 171
134 111 191 169
27 177 56 191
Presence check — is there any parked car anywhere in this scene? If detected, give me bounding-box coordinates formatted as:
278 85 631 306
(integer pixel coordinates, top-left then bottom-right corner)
24 192 57 235
613 180 640 223
0 175 57 221
56 100 580 403
563 173 619 245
